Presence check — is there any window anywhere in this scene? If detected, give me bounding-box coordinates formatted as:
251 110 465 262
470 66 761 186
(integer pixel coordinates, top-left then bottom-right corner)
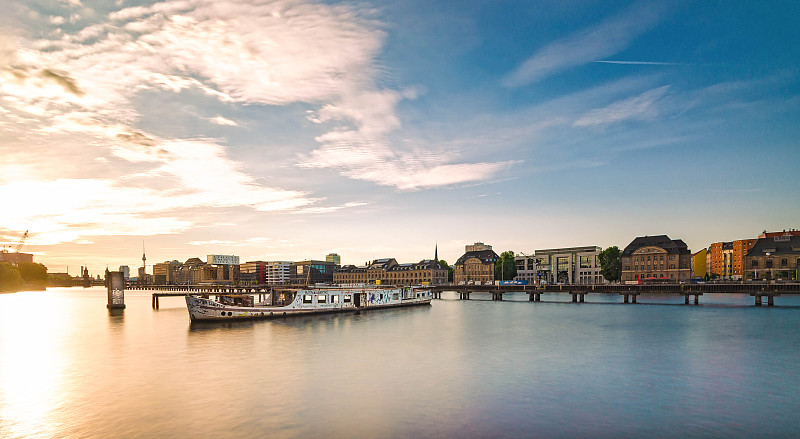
580 256 591 268
318 295 327 304
766 259 773 268
751 260 758 268
344 295 352 303
781 259 788 267
303 295 313 304
332 295 339 303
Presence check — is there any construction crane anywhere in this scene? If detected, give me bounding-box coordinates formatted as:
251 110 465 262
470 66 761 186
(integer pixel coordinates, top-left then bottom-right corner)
15 230 29 253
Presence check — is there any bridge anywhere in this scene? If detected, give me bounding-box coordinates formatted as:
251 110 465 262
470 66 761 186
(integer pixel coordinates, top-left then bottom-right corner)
129 282 800 309
430 282 800 306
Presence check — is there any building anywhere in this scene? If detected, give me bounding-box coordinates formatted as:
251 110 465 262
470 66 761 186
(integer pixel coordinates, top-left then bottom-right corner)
758 229 800 238
706 239 757 280
334 253 447 286
153 260 182 285
240 261 267 285
514 254 538 284
119 265 130 280
526 246 605 285
291 260 337 285
454 243 499 285
692 249 707 279
465 242 492 252
0 251 33 265
620 235 692 282
266 261 292 285
326 253 341 266
745 234 800 281
207 254 240 265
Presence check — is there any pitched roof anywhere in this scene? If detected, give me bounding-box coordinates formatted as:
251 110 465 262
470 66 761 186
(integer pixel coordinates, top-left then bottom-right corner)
746 236 800 256
455 249 499 266
622 235 690 256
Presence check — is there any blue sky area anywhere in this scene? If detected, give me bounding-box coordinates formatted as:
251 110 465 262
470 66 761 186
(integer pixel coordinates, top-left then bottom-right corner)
0 0 798 273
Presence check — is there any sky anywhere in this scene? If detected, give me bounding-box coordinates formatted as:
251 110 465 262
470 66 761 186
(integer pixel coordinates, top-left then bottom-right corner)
1 0 798 275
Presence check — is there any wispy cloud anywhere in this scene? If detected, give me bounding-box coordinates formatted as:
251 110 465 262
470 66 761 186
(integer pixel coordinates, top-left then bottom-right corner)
502 2 664 87
573 85 670 127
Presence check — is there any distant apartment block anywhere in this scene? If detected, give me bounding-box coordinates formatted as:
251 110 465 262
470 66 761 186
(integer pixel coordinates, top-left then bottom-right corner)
266 261 292 285
240 261 267 285
119 265 130 280
621 235 691 282
706 239 757 280
207 254 240 265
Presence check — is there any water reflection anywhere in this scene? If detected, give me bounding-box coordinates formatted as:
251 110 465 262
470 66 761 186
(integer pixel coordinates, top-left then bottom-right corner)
2 288 800 438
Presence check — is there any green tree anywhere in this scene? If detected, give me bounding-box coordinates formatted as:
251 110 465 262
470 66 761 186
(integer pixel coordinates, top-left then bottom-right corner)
438 260 454 282
18 262 48 284
0 262 23 292
598 246 622 282
494 251 517 281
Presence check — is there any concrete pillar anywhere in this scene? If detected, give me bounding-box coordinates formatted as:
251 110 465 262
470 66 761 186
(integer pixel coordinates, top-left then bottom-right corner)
685 295 690 305
107 271 125 310
579 294 585 303
632 295 637 303
571 293 577 302
624 294 629 303
768 295 774 306
694 295 699 305
755 295 762 306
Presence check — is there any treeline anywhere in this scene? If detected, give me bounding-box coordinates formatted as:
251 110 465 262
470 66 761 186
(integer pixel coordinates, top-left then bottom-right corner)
0 262 48 292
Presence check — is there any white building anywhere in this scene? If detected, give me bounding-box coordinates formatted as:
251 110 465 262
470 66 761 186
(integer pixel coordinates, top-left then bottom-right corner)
207 254 240 265
515 246 607 285
266 261 292 285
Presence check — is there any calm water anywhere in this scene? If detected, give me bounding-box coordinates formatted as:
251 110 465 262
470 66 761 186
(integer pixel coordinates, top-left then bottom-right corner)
1 287 800 438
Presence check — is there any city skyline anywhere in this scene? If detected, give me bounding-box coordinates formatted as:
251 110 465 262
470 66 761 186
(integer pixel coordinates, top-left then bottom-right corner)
1 0 798 274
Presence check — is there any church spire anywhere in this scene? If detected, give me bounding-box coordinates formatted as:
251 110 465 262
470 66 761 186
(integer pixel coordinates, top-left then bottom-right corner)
435 242 438 262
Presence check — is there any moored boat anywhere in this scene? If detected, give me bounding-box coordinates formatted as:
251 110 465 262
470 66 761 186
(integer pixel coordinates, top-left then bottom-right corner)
185 285 432 321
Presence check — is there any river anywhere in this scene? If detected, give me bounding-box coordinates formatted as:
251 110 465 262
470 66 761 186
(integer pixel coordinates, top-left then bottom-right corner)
1 287 799 438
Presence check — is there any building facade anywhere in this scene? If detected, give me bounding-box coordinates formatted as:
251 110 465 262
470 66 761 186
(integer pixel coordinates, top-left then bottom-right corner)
454 243 499 285
326 253 341 266
745 234 800 281
692 249 707 279
527 246 605 285
207 254 240 265
240 261 267 285
334 257 447 286
291 260 337 285
153 260 182 285
266 261 292 285
706 239 757 280
621 235 692 282
0 251 33 264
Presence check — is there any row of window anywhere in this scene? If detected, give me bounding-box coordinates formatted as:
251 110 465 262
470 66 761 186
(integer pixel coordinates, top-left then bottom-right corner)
750 258 800 268
633 255 676 262
303 294 353 304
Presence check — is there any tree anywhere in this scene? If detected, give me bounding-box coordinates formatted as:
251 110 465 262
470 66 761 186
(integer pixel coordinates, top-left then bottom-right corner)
494 251 517 281
438 260 454 282
18 262 47 285
0 262 23 292
598 246 622 282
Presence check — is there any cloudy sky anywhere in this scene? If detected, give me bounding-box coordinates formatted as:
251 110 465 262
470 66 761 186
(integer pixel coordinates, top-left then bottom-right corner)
1 0 798 275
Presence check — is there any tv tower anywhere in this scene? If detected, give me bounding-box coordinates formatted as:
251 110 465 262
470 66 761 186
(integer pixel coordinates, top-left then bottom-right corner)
141 241 147 285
